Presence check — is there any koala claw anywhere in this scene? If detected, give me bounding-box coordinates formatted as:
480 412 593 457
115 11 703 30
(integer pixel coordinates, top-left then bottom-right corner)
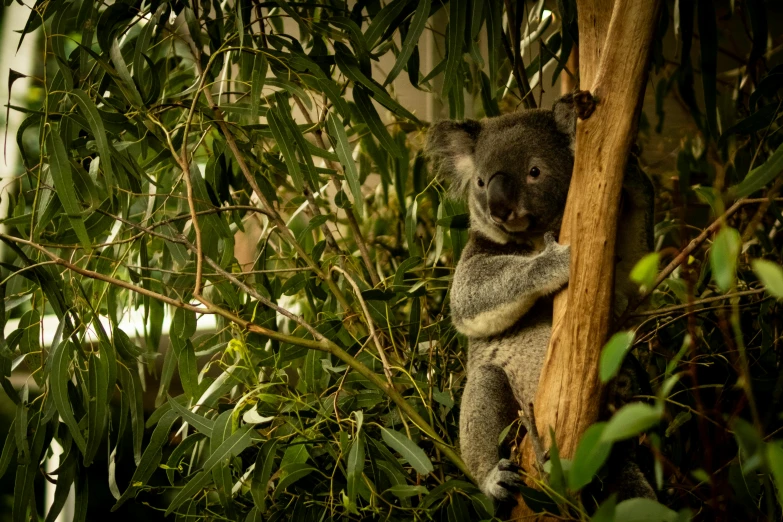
482 459 525 503
497 459 522 473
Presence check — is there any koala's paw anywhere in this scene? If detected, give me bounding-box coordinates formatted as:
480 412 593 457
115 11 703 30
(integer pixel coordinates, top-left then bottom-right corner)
481 459 525 503
542 233 570 290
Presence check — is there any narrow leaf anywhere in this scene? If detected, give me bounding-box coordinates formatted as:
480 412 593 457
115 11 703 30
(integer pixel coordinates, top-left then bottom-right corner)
168 395 214 437
697 0 718 138
165 471 212 516
84 352 109 466
442 0 467 97
385 0 431 86
768 442 783 508
380 428 433 475
364 0 413 49
327 112 363 217
629 252 660 293
46 128 91 250
569 422 612 491
710 227 741 292
251 439 278 512
250 54 268 121
50 342 87 455
347 434 365 505
752 259 783 299
733 141 783 198
615 498 679 522
335 46 420 124
600 331 636 383
601 403 663 444
353 87 401 157
267 110 303 191
272 463 317 499
71 88 114 187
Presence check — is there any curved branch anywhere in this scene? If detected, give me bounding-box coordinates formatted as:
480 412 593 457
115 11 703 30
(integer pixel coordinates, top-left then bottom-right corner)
0 233 470 479
331 266 392 383
618 197 783 326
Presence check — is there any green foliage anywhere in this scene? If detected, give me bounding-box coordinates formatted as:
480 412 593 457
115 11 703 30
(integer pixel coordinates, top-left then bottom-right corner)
710 226 741 292
752 259 783 299
599 331 635 383
0 0 782 521
630 252 660 294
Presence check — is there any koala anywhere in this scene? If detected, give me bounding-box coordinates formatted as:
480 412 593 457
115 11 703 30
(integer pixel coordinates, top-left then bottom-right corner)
426 94 655 506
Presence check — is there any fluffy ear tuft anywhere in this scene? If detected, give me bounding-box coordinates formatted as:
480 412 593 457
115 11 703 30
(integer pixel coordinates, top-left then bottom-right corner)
425 119 481 199
552 94 576 148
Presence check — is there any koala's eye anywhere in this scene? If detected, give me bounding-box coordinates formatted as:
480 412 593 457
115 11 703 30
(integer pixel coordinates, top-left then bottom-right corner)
528 167 541 179
477 178 485 187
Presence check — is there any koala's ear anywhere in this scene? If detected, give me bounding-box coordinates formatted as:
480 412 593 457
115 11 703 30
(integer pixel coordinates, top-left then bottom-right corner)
425 119 482 198
552 94 576 147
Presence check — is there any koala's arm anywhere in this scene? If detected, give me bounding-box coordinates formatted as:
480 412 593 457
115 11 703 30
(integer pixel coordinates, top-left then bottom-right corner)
615 161 655 315
460 365 523 502
451 236 569 338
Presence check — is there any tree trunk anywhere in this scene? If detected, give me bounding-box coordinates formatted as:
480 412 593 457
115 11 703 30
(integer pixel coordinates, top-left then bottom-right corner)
513 0 660 518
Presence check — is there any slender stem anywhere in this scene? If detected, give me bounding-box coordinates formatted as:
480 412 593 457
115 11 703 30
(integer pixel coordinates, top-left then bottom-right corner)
631 288 766 317
741 176 783 243
2 234 207 314
98 209 323 340
618 197 783 326
303 185 343 253
178 161 204 296
1 231 469 477
503 0 536 109
331 266 392 383
293 95 381 287
146 115 206 297
178 25 354 313
176 49 222 298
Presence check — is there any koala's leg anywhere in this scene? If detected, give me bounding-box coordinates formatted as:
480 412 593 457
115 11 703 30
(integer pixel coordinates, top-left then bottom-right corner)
460 364 522 503
591 443 656 502
451 234 569 338
598 355 656 502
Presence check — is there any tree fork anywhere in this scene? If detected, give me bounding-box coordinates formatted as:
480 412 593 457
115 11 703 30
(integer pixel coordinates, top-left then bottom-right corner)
513 0 661 518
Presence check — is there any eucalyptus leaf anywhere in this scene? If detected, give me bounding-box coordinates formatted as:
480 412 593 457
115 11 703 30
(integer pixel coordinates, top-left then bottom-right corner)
381 428 434 476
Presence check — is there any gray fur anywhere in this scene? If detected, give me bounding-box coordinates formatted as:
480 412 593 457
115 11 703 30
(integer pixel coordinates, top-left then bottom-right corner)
426 95 655 505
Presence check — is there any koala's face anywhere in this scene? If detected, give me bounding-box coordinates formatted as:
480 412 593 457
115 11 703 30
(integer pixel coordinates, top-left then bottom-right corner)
426 96 576 243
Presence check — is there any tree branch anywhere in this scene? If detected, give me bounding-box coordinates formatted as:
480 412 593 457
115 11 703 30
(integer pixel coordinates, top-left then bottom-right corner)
331 265 392 383
293 95 381 287
630 288 766 317
0 232 470 478
618 197 783 326
177 28 354 313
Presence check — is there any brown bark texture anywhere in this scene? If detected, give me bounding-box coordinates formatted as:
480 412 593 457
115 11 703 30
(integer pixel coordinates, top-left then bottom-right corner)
513 0 661 518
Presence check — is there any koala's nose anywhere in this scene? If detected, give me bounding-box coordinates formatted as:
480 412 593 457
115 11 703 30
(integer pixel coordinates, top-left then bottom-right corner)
487 172 518 224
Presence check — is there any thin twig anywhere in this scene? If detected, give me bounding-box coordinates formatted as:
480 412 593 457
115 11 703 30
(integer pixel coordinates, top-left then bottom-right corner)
98 209 323 340
2 233 208 314
502 0 536 109
330 266 393 384
630 288 766 317
178 30 353 312
0 231 471 478
293 95 381 287
618 197 783 326
741 176 783 243
148 115 205 297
